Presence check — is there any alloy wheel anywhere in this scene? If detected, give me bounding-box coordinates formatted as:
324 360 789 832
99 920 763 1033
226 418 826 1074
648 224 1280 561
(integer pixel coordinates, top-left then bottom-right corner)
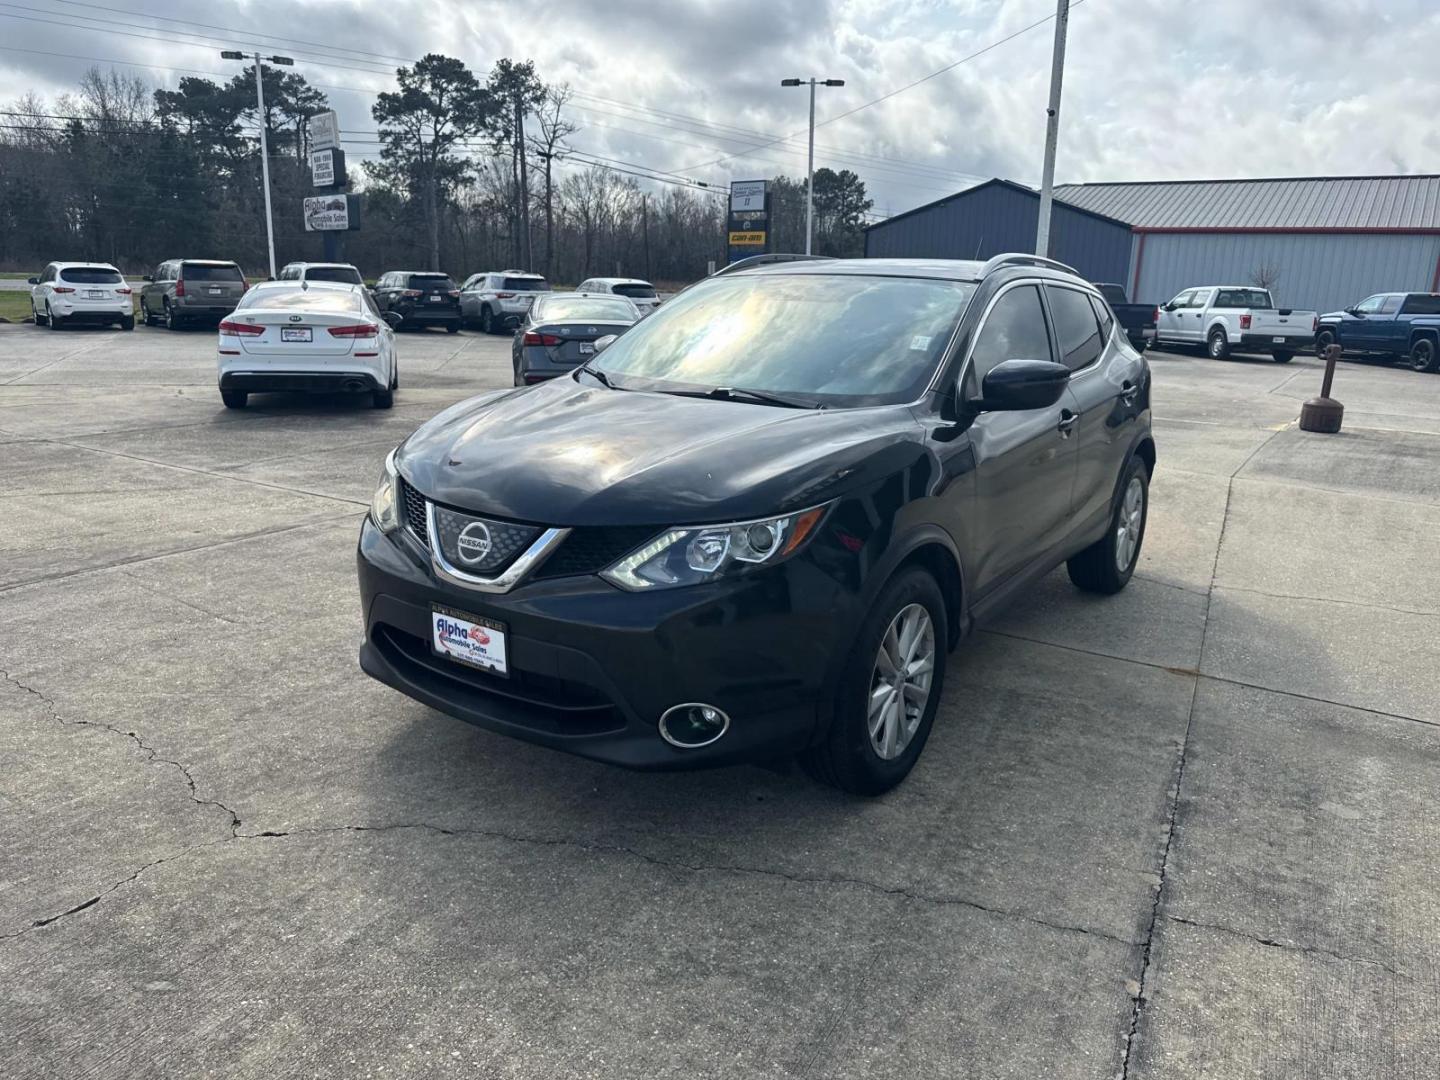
1411 340 1435 372
868 603 935 761
1115 475 1144 573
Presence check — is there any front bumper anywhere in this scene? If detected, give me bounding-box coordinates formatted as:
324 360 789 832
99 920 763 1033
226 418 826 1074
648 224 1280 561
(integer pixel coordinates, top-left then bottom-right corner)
356 516 856 770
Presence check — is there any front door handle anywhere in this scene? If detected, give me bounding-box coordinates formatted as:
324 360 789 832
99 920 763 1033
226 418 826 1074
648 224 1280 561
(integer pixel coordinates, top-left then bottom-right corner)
1057 409 1079 437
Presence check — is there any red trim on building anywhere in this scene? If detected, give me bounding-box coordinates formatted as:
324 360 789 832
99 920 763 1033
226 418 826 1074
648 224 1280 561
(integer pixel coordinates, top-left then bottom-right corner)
1132 226 1440 235
1430 252 1440 293
1131 233 1147 297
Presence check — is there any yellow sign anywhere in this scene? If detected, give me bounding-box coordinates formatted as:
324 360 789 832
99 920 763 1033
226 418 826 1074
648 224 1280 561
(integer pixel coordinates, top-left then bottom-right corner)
729 230 766 246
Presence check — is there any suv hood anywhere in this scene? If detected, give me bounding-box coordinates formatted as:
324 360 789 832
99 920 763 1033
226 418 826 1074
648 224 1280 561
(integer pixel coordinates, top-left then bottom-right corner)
396 377 924 526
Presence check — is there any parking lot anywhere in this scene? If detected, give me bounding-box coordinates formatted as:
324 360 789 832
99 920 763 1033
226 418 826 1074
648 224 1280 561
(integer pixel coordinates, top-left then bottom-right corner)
3 323 1438 1078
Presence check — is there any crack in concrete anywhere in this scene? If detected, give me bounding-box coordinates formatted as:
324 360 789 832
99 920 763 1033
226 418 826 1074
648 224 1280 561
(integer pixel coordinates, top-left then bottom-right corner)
0 667 241 921
1214 583 1440 619
237 822 1140 947
1162 914 1413 981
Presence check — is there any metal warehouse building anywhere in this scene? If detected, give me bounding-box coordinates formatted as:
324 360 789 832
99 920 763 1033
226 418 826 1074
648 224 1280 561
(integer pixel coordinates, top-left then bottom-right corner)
866 174 1440 314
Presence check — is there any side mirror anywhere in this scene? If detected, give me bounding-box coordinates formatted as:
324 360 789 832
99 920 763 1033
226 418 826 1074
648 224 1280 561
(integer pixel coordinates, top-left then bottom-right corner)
592 334 619 354
1344 307 1361 317
27 277 39 285
1162 302 1176 312
382 311 402 328
977 358 1071 412
142 274 153 282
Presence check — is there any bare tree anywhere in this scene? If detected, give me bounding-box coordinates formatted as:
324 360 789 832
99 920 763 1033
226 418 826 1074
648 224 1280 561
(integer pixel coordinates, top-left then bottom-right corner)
1250 260 1282 292
527 84 579 280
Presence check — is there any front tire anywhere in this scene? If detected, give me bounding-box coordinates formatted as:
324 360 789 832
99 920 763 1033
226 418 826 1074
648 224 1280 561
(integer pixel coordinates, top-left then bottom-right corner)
1409 337 1439 373
801 567 947 796
32 301 47 326
1207 328 1230 359
1315 327 1338 356
1067 455 1149 595
220 390 247 409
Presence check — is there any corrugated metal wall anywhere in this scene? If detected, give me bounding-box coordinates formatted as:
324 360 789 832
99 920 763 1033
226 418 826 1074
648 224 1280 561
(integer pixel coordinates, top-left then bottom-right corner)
865 183 1133 284
1133 232 1440 312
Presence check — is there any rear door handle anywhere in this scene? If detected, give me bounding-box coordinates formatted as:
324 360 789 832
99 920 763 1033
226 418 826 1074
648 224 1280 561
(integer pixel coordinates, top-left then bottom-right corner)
1057 409 1079 436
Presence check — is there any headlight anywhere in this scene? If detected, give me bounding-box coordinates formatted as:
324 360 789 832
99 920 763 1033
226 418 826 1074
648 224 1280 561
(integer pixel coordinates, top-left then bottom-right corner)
369 449 401 534
601 505 829 591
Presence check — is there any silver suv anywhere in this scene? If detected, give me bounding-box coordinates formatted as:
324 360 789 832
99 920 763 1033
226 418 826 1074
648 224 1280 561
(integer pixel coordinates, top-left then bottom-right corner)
277 262 365 286
140 259 248 329
459 270 551 333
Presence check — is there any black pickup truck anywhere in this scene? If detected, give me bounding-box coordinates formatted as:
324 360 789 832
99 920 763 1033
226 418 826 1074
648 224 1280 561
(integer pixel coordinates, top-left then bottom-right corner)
1095 283 1155 350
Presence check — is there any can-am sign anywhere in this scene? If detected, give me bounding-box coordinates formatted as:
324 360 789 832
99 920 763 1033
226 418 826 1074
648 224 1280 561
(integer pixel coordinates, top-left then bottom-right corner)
303 195 349 231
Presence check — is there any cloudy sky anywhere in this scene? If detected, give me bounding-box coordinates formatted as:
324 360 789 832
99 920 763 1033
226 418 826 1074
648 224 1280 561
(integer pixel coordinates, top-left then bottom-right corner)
3 0 1439 218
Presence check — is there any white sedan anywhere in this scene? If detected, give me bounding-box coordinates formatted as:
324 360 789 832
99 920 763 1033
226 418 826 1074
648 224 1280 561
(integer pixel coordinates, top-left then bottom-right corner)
216 281 400 410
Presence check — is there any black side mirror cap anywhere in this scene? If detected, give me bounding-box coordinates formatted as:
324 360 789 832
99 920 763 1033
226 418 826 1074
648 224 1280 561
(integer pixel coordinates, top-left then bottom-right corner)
976 358 1071 412
142 274 153 282
27 277 39 285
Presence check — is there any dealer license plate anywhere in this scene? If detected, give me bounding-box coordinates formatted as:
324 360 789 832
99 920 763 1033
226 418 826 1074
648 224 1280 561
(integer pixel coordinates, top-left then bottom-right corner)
85 290 105 299
1272 336 1286 343
578 342 595 355
431 605 508 676
428 295 443 303
281 327 312 342
208 287 222 295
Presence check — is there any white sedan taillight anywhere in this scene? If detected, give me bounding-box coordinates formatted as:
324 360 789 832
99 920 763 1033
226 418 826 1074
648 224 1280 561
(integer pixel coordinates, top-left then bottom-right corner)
327 324 379 338
218 320 264 336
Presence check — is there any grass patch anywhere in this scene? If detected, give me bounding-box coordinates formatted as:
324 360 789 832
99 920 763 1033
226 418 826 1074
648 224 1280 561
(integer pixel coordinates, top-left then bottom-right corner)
0 291 140 324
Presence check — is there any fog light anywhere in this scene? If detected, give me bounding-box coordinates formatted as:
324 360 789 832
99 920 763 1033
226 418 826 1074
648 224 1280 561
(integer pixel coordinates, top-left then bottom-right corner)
658 703 730 749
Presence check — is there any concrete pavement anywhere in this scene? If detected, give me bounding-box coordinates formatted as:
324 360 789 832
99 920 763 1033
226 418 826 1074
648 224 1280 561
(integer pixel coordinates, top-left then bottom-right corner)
2 325 1438 1078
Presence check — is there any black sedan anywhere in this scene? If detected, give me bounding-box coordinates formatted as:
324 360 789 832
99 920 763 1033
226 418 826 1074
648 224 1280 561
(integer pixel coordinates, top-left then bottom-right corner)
358 254 1155 794
510 293 641 385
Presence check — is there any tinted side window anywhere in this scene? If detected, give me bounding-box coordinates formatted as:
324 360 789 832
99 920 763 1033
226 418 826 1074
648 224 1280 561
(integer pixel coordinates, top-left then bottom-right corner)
1378 295 1402 314
1400 294 1440 315
970 284 1053 383
1047 286 1105 371
1088 293 1115 341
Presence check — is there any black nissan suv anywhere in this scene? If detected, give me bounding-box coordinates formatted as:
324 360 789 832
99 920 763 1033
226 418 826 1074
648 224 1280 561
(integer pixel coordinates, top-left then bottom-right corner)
357 253 1155 794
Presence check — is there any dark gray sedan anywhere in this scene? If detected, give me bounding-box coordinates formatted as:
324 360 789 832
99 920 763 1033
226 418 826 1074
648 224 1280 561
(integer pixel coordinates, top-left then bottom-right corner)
511 293 642 384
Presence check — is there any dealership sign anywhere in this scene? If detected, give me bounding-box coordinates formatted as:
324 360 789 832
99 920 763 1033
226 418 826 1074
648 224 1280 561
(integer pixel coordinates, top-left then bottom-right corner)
303 194 353 231
729 180 766 213
310 149 336 187
310 110 339 152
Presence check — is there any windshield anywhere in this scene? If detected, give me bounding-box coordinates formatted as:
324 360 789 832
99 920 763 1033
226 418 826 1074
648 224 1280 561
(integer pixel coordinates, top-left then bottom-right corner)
59 266 122 284
612 283 658 299
591 273 974 407
181 263 243 282
306 266 363 284
1215 288 1273 309
536 296 637 322
504 276 549 291
237 287 361 312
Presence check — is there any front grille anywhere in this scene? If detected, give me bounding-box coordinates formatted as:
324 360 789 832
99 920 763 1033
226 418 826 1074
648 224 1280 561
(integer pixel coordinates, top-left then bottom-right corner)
535 526 659 579
399 476 428 545
432 506 539 575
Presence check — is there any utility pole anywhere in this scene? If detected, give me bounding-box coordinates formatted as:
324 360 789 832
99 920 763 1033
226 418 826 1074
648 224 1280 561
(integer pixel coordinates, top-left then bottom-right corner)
641 193 651 280
515 94 532 268
781 76 845 255
222 50 293 279
1035 0 1070 258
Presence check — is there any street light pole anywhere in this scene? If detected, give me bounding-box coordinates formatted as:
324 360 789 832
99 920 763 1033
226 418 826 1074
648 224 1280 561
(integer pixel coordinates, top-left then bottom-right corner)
222 50 293 280
1035 0 1070 258
781 77 845 256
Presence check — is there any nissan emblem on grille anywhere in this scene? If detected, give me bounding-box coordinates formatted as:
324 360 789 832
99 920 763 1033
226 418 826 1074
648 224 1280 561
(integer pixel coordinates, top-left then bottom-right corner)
432 506 540 576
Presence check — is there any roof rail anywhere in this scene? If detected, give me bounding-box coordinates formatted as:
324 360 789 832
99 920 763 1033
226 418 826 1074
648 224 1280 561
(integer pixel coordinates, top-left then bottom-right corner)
979 253 1079 277
712 253 834 277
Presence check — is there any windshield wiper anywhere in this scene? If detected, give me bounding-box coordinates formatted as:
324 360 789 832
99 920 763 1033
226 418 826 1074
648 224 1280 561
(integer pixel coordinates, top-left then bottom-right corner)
577 363 617 389
666 385 820 410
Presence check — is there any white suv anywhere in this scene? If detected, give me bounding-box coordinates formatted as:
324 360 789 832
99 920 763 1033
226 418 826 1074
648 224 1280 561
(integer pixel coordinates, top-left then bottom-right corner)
30 262 135 330
276 262 365 286
576 277 662 316
459 270 551 333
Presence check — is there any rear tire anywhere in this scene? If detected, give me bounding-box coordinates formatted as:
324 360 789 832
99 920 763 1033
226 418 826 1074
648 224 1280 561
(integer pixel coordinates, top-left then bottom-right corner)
32 302 46 326
165 302 181 331
1271 350 1292 363
120 314 135 331
481 306 496 334
141 300 158 327
372 388 394 409
800 567 947 796
47 304 62 331
220 390 247 409
446 323 460 334
1409 337 1439 373
1207 327 1230 359
1067 455 1149 595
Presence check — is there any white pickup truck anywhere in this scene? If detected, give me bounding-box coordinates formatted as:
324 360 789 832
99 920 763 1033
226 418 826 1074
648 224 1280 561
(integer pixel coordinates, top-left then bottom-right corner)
1154 286 1316 363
